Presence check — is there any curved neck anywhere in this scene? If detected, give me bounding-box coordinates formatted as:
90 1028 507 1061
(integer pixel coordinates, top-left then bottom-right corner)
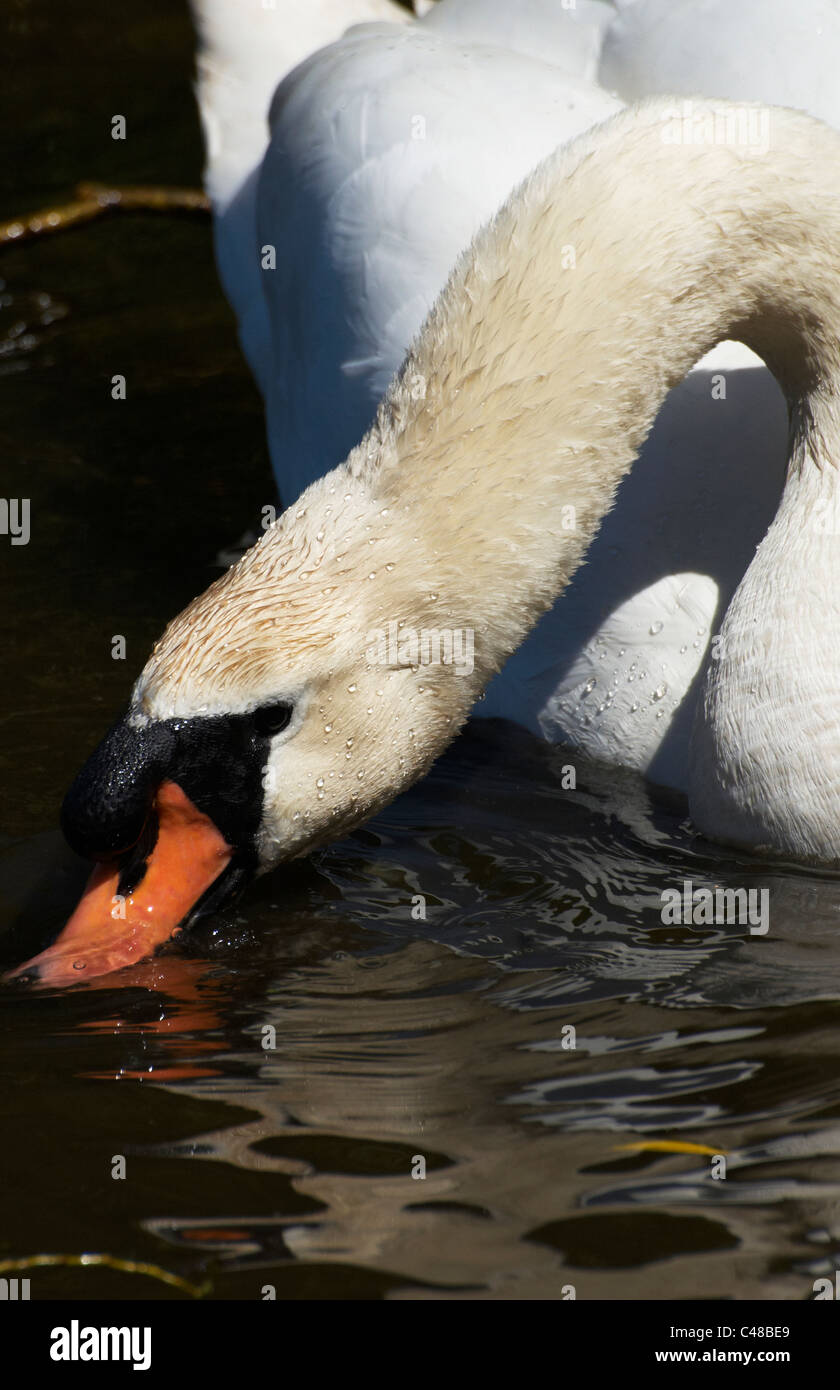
346 99 840 697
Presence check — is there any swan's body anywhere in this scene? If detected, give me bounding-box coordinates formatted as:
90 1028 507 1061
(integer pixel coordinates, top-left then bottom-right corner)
191 0 415 399
192 0 840 792
143 98 840 865
15 96 840 985
601 0 840 127
192 0 413 212
255 23 620 500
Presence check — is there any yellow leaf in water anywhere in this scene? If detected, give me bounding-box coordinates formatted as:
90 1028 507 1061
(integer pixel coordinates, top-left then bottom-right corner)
616 1140 726 1156
0 1253 209 1297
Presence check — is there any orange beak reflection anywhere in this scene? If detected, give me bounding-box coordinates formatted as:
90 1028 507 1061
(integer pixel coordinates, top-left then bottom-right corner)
6 781 233 987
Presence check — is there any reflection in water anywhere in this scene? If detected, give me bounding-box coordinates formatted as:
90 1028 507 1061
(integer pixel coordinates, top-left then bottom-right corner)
5 726 840 1299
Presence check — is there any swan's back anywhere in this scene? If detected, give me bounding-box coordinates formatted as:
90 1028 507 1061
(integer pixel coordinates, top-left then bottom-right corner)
259 24 620 500
190 0 412 211
601 0 840 128
421 0 613 77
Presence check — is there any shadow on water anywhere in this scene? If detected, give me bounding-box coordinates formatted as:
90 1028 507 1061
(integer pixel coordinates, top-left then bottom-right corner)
3 0 840 1301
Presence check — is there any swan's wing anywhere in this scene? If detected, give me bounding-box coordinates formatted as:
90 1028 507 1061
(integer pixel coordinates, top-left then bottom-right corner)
190 0 412 210
257 25 620 501
191 0 412 397
600 0 840 128
199 2 617 450
420 0 614 81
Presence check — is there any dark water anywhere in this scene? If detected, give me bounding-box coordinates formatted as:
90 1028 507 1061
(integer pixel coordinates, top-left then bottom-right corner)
3 0 840 1302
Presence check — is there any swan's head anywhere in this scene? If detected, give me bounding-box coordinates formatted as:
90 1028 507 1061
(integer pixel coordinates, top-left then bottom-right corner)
13 465 483 983
129 472 472 867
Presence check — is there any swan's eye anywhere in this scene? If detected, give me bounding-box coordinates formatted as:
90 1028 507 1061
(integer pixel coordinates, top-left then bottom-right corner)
253 702 294 738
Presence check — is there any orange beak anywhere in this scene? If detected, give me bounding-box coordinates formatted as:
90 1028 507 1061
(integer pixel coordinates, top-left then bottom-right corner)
5 781 233 987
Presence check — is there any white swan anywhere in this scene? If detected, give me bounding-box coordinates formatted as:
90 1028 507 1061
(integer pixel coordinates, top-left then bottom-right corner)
193 0 840 793
14 97 840 985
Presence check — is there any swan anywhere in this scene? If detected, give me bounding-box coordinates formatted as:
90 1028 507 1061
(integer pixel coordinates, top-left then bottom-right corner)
194 0 837 794
11 97 840 985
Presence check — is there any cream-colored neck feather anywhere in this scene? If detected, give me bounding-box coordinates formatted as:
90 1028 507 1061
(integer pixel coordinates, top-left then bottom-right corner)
141 99 840 865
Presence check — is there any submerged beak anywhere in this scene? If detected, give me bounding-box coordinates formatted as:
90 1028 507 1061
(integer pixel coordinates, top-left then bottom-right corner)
6 780 235 987
5 707 267 987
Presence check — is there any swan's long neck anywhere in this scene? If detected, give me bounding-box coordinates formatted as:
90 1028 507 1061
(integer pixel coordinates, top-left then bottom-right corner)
345 99 840 856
